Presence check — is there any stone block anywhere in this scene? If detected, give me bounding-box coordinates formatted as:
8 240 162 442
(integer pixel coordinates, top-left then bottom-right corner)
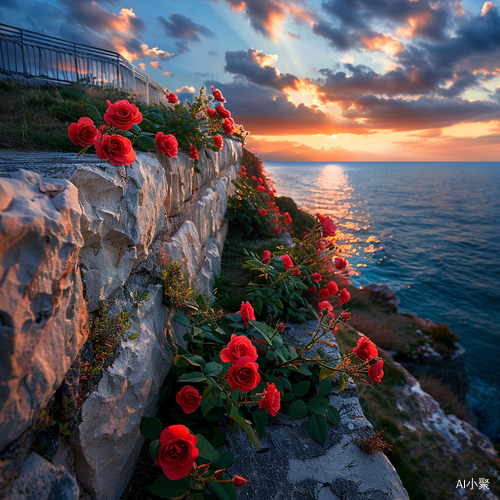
7 451 79 500
0 170 87 452
69 285 177 500
72 153 167 312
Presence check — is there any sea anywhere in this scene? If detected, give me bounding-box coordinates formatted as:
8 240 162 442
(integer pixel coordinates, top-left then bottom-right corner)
265 161 500 441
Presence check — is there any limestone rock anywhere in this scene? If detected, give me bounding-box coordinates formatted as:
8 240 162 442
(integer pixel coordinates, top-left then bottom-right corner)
6 451 79 500
163 221 202 286
0 169 87 452
225 321 409 500
72 154 168 312
69 285 180 500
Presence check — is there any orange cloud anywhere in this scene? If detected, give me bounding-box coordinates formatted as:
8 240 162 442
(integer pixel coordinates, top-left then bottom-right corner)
481 1 496 15
139 63 146 71
175 86 195 93
361 34 403 56
140 44 174 60
396 12 433 38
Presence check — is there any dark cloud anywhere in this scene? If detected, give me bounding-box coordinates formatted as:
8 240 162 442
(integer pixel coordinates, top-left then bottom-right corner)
203 79 365 135
342 95 500 131
321 0 449 41
312 20 359 50
158 13 215 42
208 50 218 56
209 0 315 41
224 48 300 91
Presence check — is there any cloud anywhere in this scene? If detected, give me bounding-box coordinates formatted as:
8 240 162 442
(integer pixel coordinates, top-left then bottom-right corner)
203 79 365 135
175 86 195 93
139 63 146 71
481 1 496 16
158 13 215 42
311 20 359 51
150 61 163 70
245 136 386 161
164 72 173 77
140 44 175 60
224 48 300 91
210 0 316 42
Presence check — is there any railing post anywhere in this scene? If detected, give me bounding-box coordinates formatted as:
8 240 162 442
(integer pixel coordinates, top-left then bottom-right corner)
20 28 26 74
116 54 120 89
74 43 79 83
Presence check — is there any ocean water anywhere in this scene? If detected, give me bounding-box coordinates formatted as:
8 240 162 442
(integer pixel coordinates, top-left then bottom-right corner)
265 161 500 440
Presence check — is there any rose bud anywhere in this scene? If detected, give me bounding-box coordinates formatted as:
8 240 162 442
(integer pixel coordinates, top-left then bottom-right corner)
281 254 294 271
327 281 339 296
277 323 286 332
233 475 248 488
240 301 256 327
214 469 225 480
368 360 384 383
312 273 322 282
319 288 330 300
339 288 350 306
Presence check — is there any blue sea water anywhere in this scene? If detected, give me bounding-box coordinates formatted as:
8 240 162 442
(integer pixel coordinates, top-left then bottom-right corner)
265 161 500 440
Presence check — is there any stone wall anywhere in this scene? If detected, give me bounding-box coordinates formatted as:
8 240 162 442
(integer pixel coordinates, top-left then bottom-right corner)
0 140 242 499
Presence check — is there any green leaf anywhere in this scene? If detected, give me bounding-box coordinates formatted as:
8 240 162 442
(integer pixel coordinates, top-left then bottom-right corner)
195 434 220 464
327 405 341 425
178 372 207 383
229 412 260 449
279 376 293 392
293 380 311 397
271 335 283 348
298 364 313 376
77 144 92 158
146 475 190 499
248 321 272 345
254 297 263 315
174 314 191 327
339 373 349 392
209 480 238 500
319 377 332 397
149 112 166 125
308 403 327 416
140 417 163 440
201 385 221 417
149 440 160 461
252 411 265 439
231 388 239 402
265 375 283 393
128 333 139 340
308 414 328 445
131 124 141 134
135 135 157 151
287 400 309 419
204 362 223 378
195 294 207 312
138 118 158 133
85 103 102 122
282 393 295 402
212 450 235 470
178 354 206 368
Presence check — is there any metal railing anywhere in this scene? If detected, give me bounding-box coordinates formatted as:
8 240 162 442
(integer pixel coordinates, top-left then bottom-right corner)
0 23 168 105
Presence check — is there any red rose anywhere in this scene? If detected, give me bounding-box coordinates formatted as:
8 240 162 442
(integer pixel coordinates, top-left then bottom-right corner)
221 334 258 364
227 356 261 393
317 213 336 237
327 281 339 296
240 301 255 327
335 257 347 270
261 250 271 264
252 176 258 181
156 132 178 158
284 212 292 225
339 288 350 306
352 336 377 362
240 165 246 171
211 86 226 102
103 99 142 131
259 208 267 216
308 286 316 293
292 267 301 276
281 254 294 271
166 91 179 103
214 134 224 150
318 301 332 312
269 189 276 198
319 288 330 300
223 118 235 135
259 382 281 416
277 323 285 332
216 104 231 119
176 385 202 414
233 476 248 488
155 425 199 480
257 186 266 192
95 134 136 166
258 178 263 185
189 145 199 160
68 117 100 147
241 172 247 177
312 273 322 282
207 108 216 118
342 312 351 321
368 360 384 383
99 125 107 134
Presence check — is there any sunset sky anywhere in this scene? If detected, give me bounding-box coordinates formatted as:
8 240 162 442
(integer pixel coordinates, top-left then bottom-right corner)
1 0 499 160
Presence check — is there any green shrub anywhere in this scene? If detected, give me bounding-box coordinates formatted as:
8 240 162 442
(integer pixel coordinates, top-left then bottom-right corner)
428 324 459 349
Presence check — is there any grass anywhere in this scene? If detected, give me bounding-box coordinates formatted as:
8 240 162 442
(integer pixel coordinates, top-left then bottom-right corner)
0 81 154 152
